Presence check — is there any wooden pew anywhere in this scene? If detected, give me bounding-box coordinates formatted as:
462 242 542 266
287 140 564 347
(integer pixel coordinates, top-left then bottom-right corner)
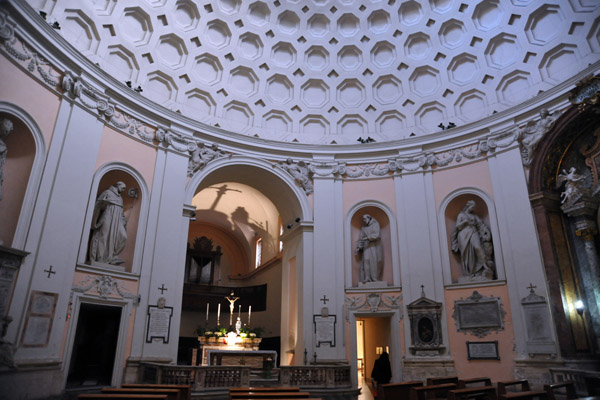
231 388 301 394
101 388 180 400
428 377 460 386
382 381 423 400
498 380 531 396
501 391 548 400
77 395 168 400
544 382 578 400
459 378 493 389
411 383 457 400
449 386 497 400
230 392 312 400
121 384 191 400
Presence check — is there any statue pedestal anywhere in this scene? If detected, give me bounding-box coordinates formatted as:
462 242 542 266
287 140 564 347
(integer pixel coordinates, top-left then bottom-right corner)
358 281 387 289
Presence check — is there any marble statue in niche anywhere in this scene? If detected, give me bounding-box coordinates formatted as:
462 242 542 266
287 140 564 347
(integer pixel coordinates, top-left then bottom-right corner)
0 118 14 201
451 200 496 282
88 181 128 266
356 214 383 283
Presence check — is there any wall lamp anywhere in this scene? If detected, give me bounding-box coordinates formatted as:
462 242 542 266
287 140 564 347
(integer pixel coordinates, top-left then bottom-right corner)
287 217 301 229
574 300 584 316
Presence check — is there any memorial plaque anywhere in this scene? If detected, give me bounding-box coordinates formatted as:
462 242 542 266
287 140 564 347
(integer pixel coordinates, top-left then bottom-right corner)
21 291 58 347
314 315 336 347
146 305 173 343
467 341 499 360
453 291 505 338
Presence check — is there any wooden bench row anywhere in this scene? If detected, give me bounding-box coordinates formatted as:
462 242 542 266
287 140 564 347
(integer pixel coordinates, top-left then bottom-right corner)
77 384 191 400
381 377 584 400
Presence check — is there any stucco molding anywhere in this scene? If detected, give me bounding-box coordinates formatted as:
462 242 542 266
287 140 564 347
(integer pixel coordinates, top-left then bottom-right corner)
72 274 139 305
344 292 402 321
0 10 61 89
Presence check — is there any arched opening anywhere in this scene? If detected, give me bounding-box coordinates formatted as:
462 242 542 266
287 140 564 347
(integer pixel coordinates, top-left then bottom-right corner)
528 105 600 358
178 161 310 368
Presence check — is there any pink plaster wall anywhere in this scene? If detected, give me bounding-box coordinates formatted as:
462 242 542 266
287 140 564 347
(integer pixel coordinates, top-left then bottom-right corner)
432 160 494 206
343 179 396 213
95 125 157 186
444 284 516 381
0 54 60 245
0 54 59 145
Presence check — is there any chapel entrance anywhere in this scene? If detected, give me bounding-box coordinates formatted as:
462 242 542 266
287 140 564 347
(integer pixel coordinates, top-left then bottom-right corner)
66 303 121 387
357 316 391 386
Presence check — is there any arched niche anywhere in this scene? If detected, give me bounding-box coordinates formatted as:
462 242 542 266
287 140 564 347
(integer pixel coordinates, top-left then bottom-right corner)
348 205 394 287
440 190 503 286
0 112 36 247
80 165 147 274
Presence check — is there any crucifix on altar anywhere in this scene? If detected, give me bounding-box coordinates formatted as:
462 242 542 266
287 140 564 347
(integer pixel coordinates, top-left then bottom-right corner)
226 291 239 326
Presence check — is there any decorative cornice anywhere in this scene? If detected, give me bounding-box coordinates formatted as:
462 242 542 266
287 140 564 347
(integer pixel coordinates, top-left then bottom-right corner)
344 292 402 321
72 274 139 305
0 11 61 88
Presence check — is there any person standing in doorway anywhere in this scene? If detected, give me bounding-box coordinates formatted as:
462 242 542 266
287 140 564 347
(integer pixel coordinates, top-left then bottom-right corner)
371 351 391 399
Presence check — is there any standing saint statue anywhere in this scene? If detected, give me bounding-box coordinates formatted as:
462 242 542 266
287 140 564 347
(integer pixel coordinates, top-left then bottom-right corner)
88 181 128 265
451 200 495 282
355 214 383 283
0 118 14 201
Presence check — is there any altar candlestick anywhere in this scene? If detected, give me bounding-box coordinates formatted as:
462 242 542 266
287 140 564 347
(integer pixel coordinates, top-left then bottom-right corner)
238 304 241 319
248 305 251 326
217 303 221 325
206 303 209 321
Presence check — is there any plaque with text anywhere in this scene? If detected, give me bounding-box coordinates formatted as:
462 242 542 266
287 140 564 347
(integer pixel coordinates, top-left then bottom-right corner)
467 341 499 360
146 305 173 343
314 315 336 347
453 291 505 338
21 291 58 347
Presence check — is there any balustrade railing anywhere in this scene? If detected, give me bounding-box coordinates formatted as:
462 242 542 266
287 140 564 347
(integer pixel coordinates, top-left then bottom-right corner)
139 363 352 391
280 365 352 388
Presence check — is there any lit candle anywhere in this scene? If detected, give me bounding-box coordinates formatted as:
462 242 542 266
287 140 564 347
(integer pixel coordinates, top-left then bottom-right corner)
248 305 251 326
217 303 221 323
206 303 209 321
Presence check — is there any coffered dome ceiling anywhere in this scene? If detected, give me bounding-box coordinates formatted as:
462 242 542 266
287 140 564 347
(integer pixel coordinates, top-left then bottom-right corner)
28 0 600 144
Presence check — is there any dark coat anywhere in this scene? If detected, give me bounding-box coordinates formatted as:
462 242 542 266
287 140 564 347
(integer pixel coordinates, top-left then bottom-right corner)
371 352 392 384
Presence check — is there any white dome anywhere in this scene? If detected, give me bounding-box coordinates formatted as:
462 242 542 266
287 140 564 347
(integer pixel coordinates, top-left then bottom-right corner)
30 0 600 144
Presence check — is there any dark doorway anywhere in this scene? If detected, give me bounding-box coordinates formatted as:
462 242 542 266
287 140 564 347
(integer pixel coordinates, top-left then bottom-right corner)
67 303 121 387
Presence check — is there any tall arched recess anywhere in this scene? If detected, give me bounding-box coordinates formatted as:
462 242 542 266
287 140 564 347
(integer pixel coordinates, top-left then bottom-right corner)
527 104 600 359
184 156 313 364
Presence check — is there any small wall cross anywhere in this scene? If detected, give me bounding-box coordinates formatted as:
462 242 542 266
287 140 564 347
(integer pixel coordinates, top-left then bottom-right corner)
527 283 537 293
44 265 56 278
158 284 168 294
320 295 329 304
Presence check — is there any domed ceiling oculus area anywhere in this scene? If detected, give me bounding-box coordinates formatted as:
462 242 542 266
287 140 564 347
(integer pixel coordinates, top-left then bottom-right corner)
29 0 600 144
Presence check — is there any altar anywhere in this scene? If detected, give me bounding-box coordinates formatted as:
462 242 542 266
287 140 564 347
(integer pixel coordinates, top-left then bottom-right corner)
206 349 277 368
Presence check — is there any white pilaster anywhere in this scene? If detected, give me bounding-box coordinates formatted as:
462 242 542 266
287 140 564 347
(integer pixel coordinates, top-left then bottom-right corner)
129 146 189 362
11 99 105 362
311 175 344 360
487 148 556 357
394 171 449 358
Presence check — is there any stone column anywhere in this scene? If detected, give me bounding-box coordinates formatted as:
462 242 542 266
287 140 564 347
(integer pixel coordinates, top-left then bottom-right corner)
561 197 600 349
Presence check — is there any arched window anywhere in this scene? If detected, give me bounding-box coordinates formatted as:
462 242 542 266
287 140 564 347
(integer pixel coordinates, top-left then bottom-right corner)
255 237 262 268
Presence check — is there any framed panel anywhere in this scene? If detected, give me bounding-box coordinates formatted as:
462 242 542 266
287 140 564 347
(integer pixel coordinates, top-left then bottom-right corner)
467 341 499 360
21 291 58 347
313 315 336 347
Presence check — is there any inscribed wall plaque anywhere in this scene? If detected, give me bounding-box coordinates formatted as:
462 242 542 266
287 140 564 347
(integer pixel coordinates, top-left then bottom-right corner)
453 291 505 338
21 291 58 347
146 305 173 343
314 315 336 347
